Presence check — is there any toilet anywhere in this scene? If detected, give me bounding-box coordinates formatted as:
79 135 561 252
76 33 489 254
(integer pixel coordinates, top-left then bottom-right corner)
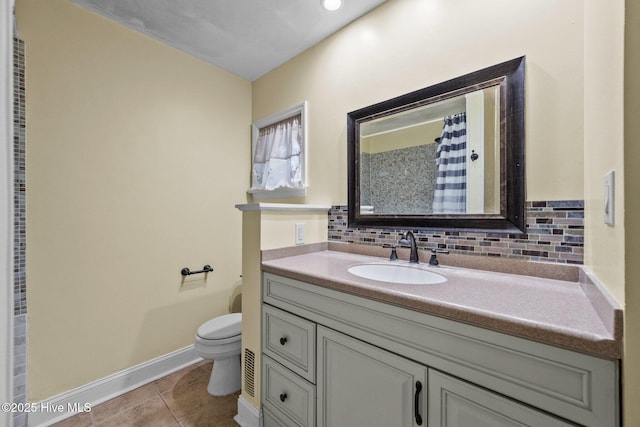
194 312 242 396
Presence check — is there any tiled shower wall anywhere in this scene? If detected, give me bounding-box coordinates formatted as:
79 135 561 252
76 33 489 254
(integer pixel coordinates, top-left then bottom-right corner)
13 37 27 427
329 201 584 264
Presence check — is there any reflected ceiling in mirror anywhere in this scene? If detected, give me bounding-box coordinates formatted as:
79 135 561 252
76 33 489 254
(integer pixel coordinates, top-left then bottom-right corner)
347 57 525 232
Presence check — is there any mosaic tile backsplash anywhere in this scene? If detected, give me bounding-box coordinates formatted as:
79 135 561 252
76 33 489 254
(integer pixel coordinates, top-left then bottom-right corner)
328 201 584 264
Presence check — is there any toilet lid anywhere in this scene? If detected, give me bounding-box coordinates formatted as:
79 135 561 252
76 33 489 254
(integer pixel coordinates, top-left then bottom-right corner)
197 313 242 340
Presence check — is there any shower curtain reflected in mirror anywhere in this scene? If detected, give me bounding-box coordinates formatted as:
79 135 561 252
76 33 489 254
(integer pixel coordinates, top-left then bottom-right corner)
432 113 467 214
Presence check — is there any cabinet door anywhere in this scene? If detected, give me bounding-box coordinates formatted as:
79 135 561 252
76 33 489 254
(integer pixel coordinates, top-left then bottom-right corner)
317 326 427 427
429 369 576 427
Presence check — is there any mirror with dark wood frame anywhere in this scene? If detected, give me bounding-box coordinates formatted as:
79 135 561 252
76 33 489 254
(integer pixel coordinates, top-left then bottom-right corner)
347 56 525 232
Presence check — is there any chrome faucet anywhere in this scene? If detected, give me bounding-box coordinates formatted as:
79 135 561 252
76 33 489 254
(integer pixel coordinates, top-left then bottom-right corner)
399 231 419 263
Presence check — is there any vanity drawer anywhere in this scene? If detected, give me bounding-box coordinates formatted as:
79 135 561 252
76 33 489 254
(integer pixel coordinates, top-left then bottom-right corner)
263 355 316 427
263 305 316 382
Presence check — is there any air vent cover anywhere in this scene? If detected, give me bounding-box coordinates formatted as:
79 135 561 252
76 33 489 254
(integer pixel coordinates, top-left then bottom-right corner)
244 348 255 397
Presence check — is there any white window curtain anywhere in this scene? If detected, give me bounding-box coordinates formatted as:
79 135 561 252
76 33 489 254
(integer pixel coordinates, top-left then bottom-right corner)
432 112 467 214
251 114 303 191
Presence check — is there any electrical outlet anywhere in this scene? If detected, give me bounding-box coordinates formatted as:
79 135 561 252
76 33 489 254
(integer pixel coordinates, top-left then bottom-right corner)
295 223 305 245
604 170 615 226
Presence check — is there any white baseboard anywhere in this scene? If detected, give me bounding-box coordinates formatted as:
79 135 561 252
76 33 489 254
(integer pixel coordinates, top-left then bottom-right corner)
28 345 201 427
234 395 263 427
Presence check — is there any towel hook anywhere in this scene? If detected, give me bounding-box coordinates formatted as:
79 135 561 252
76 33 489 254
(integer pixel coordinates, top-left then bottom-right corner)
470 150 479 161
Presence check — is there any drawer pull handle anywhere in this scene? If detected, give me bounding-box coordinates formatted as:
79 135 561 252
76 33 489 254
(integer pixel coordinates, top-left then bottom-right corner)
280 337 287 345
279 392 287 402
414 381 423 425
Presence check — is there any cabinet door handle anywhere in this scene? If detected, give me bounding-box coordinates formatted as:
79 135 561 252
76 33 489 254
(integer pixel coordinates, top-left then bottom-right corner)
414 381 423 425
279 392 287 402
280 337 287 345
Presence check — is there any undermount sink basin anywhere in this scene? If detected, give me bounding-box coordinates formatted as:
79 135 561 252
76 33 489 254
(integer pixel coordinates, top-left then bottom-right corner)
347 263 447 285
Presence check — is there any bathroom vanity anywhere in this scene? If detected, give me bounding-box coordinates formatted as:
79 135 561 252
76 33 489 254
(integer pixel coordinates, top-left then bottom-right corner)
259 247 620 427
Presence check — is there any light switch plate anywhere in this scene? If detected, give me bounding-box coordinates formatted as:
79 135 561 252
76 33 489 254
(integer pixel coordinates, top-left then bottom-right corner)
295 223 305 245
604 170 615 226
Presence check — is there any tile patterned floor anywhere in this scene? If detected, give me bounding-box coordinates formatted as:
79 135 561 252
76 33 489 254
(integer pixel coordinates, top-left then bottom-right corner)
52 361 239 427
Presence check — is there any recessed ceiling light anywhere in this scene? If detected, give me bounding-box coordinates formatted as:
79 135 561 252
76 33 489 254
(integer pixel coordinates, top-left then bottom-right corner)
322 0 343 11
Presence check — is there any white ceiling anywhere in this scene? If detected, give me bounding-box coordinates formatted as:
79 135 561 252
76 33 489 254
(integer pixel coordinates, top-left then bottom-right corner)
70 0 387 81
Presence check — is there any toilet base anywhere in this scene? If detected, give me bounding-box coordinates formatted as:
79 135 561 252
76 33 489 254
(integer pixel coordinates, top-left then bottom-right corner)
207 355 241 396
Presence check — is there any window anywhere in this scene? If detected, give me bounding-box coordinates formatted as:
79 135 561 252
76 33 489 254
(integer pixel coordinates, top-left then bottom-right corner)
248 102 307 199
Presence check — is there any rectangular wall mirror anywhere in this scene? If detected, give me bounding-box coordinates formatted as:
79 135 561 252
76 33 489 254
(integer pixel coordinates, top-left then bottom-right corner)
347 57 525 232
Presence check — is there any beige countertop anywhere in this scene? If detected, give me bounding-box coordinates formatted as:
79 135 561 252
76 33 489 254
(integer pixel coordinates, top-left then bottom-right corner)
261 243 622 360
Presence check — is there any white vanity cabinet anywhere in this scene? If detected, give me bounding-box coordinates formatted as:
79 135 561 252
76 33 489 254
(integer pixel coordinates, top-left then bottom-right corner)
261 272 619 427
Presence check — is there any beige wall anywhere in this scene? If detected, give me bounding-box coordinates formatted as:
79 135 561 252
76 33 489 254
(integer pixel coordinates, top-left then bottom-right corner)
623 0 640 422
582 0 636 423
17 0 251 401
238 207 329 409
583 0 626 305
252 0 585 205
239 211 261 409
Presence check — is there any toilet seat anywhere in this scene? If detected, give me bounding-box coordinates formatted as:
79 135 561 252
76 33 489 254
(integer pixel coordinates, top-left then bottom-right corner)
197 312 242 340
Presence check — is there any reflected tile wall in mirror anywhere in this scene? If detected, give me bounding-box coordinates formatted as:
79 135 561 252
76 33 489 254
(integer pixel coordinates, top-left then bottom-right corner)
361 143 438 214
